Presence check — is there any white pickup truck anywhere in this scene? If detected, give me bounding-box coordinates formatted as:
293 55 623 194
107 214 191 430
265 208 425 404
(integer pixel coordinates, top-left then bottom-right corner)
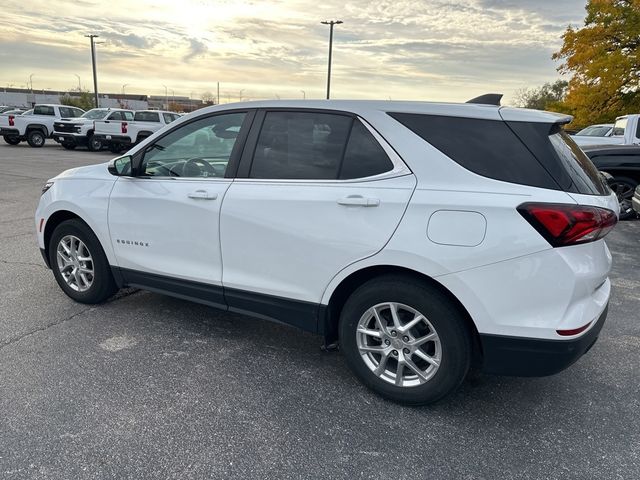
93 110 180 153
0 104 85 147
572 114 640 147
53 108 134 152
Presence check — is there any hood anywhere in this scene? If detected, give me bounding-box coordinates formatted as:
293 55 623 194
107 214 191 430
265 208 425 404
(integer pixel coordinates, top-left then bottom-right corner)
53 162 113 181
58 117 94 123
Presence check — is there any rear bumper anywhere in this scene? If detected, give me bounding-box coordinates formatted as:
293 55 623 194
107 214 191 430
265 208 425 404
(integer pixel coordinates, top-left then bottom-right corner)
480 305 607 376
0 127 20 137
94 134 131 145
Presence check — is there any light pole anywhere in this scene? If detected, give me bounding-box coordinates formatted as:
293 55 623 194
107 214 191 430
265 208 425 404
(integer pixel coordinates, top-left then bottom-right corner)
321 20 342 99
74 74 81 91
239 89 244 102
85 34 100 107
122 83 129 95
300 89 306 99
162 84 168 109
29 74 35 92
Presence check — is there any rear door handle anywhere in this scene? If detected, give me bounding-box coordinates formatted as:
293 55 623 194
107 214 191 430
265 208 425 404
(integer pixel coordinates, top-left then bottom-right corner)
337 195 380 207
187 190 218 200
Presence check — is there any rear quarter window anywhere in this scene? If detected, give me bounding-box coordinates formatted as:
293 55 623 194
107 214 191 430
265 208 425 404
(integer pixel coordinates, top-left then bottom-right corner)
388 113 558 190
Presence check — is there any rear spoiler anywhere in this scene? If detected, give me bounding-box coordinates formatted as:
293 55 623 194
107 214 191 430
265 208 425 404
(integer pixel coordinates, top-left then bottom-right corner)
466 93 503 106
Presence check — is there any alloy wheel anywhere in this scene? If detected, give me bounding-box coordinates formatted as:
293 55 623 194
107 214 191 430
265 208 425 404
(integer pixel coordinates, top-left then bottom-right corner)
356 302 442 387
56 235 94 292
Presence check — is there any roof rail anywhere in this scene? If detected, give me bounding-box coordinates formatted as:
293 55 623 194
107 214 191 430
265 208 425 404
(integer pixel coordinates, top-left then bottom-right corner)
466 93 503 106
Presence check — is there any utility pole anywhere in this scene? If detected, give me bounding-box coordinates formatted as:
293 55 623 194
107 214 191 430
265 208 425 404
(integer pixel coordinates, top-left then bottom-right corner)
217 82 220 105
85 34 100 107
29 74 35 93
122 83 129 95
321 20 342 100
74 74 81 91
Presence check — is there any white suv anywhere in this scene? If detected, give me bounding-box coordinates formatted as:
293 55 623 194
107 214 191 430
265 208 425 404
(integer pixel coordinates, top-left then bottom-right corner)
35 98 618 404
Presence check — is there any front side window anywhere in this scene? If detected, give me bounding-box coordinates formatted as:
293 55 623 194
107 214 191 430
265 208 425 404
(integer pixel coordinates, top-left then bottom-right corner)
107 112 123 120
141 112 246 178
123 111 134 121
163 113 177 124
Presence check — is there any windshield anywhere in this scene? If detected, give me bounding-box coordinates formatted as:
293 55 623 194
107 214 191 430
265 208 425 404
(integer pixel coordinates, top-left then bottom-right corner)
611 117 627 136
576 125 612 137
81 109 109 120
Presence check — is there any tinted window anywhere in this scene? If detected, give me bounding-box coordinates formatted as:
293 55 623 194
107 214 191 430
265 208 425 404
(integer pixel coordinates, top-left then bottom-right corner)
250 111 352 179
389 112 558 190
339 121 394 179
107 112 122 120
34 105 54 116
142 112 246 178
135 112 160 122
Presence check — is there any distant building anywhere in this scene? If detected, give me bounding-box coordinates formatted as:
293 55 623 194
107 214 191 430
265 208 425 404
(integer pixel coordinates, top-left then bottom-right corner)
0 87 149 110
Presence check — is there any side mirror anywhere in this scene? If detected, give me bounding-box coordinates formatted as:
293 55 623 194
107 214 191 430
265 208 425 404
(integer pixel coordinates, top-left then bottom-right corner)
108 155 133 176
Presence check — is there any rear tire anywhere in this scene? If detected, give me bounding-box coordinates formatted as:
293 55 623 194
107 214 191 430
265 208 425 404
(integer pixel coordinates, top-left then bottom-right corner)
48 219 118 304
3 135 20 145
27 129 46 148
339 275 472 405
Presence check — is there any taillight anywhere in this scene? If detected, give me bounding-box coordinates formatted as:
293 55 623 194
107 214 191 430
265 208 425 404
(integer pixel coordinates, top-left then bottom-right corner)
8 115 14 127
518 202 617 247
121 122 128 134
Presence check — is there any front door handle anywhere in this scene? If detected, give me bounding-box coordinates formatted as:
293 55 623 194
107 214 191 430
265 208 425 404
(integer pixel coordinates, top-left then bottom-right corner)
337 195 380 207
187 190 218 200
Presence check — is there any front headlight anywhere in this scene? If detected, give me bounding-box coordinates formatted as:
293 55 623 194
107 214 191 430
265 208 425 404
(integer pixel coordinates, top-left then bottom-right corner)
41 181 54 195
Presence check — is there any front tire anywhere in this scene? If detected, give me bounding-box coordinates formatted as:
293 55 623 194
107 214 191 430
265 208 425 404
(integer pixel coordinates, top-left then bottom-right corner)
27 129 46 148
48 219 118 304
87 134 102 152
3 135 20 145
339 275 472 405
607 175 638 220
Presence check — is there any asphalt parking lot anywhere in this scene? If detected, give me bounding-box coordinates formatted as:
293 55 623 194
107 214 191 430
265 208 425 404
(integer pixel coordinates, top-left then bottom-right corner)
0 141 639 479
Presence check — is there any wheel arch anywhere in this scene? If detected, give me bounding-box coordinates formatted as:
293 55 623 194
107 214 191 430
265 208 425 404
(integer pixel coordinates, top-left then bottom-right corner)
321 265 483 365
43 210 84 266
26 123 49 136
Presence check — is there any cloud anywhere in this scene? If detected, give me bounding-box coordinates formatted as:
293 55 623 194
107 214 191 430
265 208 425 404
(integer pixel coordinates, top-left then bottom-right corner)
183 38 208 62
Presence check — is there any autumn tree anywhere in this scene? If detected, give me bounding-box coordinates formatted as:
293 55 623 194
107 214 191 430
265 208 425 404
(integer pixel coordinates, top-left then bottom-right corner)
513 80 569 111
553 0 640 127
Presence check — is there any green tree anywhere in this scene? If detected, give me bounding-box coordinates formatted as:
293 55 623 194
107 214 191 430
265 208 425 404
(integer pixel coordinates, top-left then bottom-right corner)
513 80 569 111
553 0 640 127
59 91 95 111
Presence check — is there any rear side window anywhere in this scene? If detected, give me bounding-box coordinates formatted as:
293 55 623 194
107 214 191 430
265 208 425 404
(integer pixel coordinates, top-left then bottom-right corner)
123 111 134 121
34 105 54 116
389 113 558 190
135 112 160 122
250 111 352 179
339 121 394 179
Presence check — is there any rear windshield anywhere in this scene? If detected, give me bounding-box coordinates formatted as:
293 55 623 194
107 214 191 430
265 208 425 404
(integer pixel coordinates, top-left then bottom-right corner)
135 111 160 122
81 109 109 120
389 112 608 195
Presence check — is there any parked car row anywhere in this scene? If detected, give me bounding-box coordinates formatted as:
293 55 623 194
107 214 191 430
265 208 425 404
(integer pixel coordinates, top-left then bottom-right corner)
572 114 640 147
0 103 179 152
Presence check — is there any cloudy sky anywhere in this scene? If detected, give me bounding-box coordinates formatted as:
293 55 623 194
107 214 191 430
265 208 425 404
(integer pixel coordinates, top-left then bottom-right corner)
1 0 587 103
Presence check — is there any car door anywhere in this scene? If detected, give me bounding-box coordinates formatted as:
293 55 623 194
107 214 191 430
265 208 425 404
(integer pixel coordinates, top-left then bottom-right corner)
108 110 254 305
220 109 416 329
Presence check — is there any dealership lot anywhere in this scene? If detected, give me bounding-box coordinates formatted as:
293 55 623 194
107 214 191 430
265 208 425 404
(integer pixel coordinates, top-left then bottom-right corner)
0 142 639 479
